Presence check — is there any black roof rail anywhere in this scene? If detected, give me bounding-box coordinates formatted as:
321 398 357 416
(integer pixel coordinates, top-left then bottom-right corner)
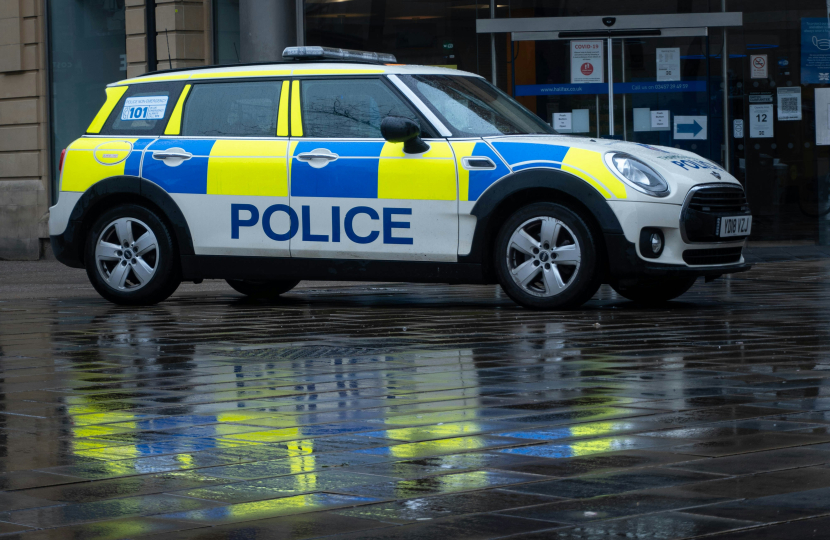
136 58 393 79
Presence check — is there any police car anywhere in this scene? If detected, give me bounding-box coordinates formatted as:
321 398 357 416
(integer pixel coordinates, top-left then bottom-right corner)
49 46 751 309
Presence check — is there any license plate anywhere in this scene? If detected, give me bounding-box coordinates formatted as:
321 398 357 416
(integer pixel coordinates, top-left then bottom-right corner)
718 215 752 238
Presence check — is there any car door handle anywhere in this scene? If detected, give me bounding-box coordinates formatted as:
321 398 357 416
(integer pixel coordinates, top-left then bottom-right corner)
297 152 339 162
462 157 497 170
152 150 193 161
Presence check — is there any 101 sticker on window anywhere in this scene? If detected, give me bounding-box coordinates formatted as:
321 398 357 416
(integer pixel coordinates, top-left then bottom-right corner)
121 96 169 121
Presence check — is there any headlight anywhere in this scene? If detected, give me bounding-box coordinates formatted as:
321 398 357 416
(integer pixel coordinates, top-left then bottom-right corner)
604 152 670 197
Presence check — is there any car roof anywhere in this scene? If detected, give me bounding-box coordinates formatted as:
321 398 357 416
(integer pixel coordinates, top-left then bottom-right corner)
109 63 481 86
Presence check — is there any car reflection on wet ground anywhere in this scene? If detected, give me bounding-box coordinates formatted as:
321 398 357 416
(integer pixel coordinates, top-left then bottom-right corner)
2 259 830 539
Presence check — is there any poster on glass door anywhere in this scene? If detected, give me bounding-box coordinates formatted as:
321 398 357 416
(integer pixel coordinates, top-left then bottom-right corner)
571 41 604 84
656 48 681 81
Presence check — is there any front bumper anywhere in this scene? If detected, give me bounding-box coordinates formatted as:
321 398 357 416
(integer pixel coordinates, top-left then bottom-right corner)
605 233 750 280
604 198 751 280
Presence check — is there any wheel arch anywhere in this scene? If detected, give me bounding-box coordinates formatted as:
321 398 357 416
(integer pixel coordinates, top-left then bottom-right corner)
63 176 196 275
459 168 624 282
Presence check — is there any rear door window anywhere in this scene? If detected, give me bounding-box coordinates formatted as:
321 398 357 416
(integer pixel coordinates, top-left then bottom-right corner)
182 81 283 137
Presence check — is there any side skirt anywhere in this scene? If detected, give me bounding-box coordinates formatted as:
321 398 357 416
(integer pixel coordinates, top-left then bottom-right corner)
186 256 490 285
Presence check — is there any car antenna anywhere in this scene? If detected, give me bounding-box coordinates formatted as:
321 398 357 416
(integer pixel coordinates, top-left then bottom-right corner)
165 28 172 69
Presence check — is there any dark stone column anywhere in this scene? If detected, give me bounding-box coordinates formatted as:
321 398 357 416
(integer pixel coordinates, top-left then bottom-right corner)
239 0 297 63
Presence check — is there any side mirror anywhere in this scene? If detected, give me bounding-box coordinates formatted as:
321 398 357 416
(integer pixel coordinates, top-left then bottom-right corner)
381 116 430 154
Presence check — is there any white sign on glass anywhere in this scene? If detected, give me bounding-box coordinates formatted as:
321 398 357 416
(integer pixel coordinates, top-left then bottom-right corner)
751 54 769 79
749 104 774 138
570 40 604 84
553 113 573 132
651 110 670 130
733 119 744 139
673 116 707 140
656 48 681 82
777 87 802 121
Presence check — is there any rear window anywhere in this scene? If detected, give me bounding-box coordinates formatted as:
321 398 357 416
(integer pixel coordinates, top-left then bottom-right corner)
182 81 283 137
98 81 186 136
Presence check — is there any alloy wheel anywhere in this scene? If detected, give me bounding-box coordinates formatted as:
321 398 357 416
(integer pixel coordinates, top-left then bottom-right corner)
95 217 159 292
506 216 582 297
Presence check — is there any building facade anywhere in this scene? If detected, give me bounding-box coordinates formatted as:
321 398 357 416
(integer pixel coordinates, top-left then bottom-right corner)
0 0 827 259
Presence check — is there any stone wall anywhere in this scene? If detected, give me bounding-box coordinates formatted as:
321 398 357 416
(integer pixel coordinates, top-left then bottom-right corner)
0 0 48 260
0 0 210 260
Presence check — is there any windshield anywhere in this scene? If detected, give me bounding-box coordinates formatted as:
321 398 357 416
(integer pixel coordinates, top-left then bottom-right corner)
399 74 556 137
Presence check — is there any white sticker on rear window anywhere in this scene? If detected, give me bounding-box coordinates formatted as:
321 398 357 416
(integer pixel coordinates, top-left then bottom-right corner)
120 96 169 121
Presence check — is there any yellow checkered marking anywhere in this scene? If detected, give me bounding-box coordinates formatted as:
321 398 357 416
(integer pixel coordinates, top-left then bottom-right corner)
378 141 456 201
61 137 139 193
87 86 129 134
207 140 289 197
164 85 191 136
291 80 303 137
561 148 628 199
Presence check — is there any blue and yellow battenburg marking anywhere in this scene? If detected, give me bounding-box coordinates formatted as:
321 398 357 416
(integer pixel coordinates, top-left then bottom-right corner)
61 138 155 193
489 141 628 200
449 141 510 202
289 140 456 201
142 138 290 197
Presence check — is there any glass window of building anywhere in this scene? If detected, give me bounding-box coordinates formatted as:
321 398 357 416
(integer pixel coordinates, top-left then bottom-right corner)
214 0 241 64
47 0 127 202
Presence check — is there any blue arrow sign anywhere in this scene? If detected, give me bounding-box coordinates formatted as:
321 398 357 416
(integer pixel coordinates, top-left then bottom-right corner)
673 116 707 140
677 120 704 136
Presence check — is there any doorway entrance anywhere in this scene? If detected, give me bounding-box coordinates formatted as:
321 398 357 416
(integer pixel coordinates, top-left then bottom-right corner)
477 13 742 166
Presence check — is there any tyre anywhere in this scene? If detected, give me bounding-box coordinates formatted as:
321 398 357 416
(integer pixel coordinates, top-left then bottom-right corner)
494 202 601 309
84 204 181 306
610 276 697 305
226 279 300 299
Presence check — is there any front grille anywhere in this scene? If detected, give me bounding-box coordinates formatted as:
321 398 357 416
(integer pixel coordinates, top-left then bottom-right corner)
687 186 749 214
683 247 743 265
682 185 751 243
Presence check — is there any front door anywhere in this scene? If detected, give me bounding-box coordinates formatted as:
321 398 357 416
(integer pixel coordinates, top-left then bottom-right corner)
288 77 459 262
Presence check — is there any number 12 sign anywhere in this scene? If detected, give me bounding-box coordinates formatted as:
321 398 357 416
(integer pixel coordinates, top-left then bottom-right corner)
749 104 774 138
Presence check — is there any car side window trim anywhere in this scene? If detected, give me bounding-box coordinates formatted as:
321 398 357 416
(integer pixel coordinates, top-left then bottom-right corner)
292 76 437 139
387 74 452 138
164 84 192 136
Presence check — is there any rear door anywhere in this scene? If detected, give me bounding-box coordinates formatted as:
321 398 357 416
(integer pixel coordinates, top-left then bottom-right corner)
288 77 458 262
142 79 290 257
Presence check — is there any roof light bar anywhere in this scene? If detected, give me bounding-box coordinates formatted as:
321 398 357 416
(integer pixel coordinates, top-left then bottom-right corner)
282 46 397 64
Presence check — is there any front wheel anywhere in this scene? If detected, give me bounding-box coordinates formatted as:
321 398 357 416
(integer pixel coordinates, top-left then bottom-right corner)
226 279 300 299
610 276 697 305
85 204 181 305
494 202 601 310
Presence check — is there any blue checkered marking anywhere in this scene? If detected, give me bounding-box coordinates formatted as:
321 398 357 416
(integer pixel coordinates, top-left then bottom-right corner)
142 139 216 194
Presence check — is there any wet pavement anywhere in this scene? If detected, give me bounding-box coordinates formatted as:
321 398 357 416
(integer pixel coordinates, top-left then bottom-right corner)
1 259 830 539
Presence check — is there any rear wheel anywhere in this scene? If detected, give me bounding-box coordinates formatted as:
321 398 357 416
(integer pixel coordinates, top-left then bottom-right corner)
610 276 697 305
226 279 299 299
85 204 181 305
494 202 601 310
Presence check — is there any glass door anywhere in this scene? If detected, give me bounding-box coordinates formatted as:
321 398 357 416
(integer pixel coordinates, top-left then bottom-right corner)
609 34 714 161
